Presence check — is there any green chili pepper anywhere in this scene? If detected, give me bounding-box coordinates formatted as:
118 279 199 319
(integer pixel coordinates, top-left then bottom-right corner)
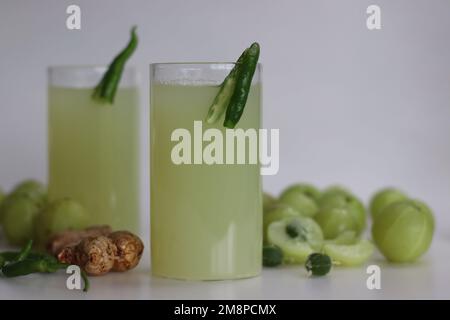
0 251 57 264
223 42 260 129
0 252 15 268
2 259 58 276
205 49 247 124
92 26 138 104
29 252 58 263
0 242 89 292
16 239 33 262
2 260 89 292
0 240 34 267
80 268 90 292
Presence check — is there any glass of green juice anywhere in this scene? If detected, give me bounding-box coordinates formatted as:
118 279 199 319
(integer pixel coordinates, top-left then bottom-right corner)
150 63 262 280
48 66 140 233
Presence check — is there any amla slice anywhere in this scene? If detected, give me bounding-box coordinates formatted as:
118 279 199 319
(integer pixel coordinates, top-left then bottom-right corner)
267 216 323 264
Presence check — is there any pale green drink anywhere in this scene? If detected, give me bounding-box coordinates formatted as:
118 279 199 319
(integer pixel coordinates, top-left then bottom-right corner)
150 63 262 280
48 67 140 233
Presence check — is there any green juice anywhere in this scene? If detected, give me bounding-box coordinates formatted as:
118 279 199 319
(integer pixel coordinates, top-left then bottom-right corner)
48 87 140 233
151 83 262 280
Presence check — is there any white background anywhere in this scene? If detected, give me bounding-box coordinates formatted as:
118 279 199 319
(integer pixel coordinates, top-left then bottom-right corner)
0 0 449 300
0 1 449 247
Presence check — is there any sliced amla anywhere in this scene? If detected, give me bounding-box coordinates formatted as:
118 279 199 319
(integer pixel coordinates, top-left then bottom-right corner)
322 239 374 266
263 204 301 243
267 216 323 264
324 230 358 245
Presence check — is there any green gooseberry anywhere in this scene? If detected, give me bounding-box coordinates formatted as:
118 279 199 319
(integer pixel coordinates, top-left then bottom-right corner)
10 179 47 208
371 199 434 263
317 192 367 236
278 186 319 218
280 183 321 203
323 239 374 266
262 245 283 267
2 194 40 245
324 230 358 245
34 197 90 246
305 253 332 276
263 192 277 213
315 205 359 239
263 204 301 243
370 188 408 220
318 185 353 206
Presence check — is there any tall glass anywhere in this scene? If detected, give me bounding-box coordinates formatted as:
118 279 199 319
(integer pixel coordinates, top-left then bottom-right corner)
150 63 262 280
48 66 140 233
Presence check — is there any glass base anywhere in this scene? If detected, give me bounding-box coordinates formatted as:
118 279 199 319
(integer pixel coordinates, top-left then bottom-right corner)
151 268 261 281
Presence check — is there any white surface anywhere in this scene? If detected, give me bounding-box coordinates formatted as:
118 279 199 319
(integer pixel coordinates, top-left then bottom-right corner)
0 237 448 300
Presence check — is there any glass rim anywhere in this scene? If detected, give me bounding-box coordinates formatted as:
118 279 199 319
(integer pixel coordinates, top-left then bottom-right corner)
48 65 138 88
150 62 262 85
47 65 136 72
150 62 262 67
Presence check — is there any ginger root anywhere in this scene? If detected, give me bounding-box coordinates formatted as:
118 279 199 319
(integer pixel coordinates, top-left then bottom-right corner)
53 226 144 276
47 225 112 255
58 235 117 276
109 231 144 272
